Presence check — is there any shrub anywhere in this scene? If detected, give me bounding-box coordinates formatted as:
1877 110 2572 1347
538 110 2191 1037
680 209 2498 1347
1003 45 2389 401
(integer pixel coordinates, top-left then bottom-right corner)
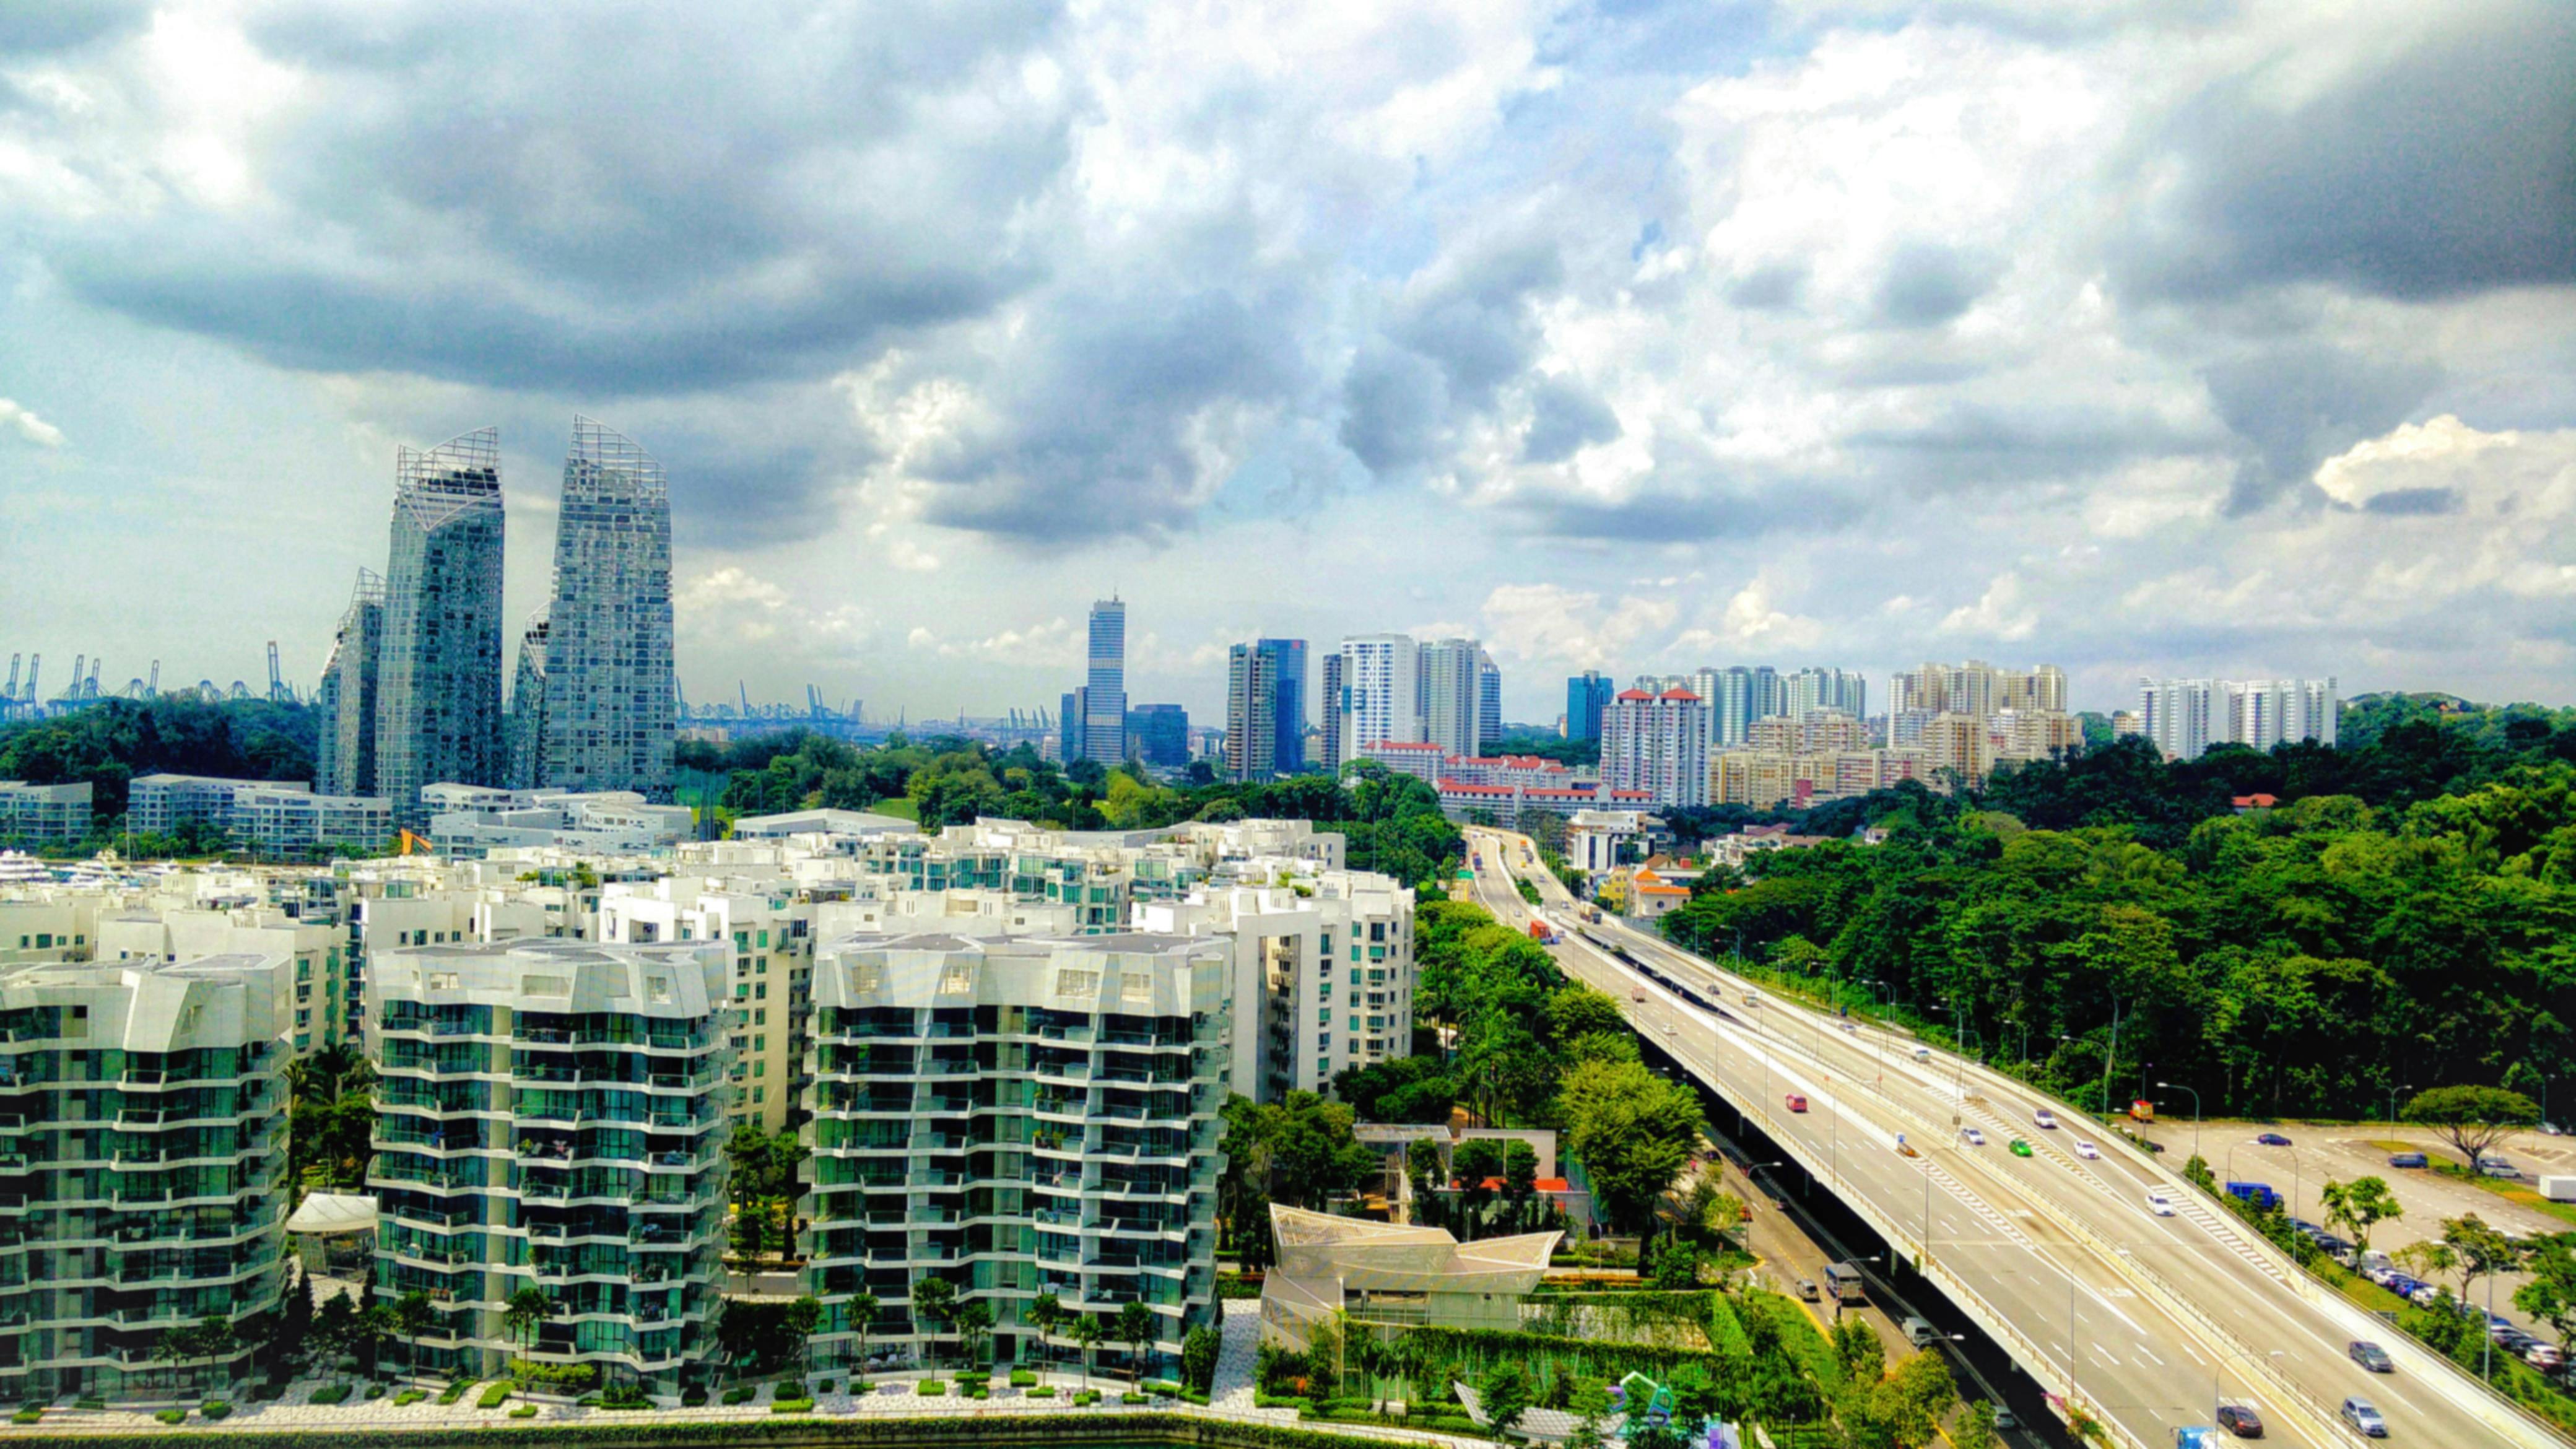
681 1386 708 1407
723 1386 756 1406
576 1395 603 1408
1143 1379 1183 1396
510 1405 539 1419
598 1382 654 1410
1009 1370 1038 1388
477 1382 515 1409
11 1409 41 1425
394 1390 427 1407
366 1385 386 1400
1121 1392 1149 1405
770 1399 817 1414
969 1388 989 1401
917 1380 947 1396
154 1409 186 1425
309 1383 353 1406
249 1384 286 1403
510 1359 601 1392
437 1381 472 1405
1028 1386 1058 1399
74 1397 106 1411
199 1401 233 1421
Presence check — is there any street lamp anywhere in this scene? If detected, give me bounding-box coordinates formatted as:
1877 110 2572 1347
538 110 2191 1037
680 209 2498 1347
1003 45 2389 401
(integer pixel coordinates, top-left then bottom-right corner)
2388 1082 2411 1133
2158 1081 2202 1162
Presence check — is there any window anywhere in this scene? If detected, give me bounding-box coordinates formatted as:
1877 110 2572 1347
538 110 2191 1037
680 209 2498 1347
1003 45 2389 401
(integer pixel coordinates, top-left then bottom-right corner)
1052 968 1099 998
1121 972 1154 1004
753 1085 765 1103
1349 968 1360 985
645 975 672 1004
846 961 884 992
936 963 976 994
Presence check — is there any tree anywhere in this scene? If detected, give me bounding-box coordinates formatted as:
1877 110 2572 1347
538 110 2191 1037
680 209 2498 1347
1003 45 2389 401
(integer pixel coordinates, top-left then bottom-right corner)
389 1290 435 1376
1833 1316 1886 1385
1477 1360 1533 1437
311 1290 355 1368
188 1315 237 1391
2443 1214 2522 1307
2405 1087 2538 1168
1405 1138 1448 1227
1118 1300 1155 1383
954 1301 994 1373
152 1322 193 1394
503 1286 554 1356
1349 1328 1392 1414
1569 1379 1614 1449
2513 1234 2576 1355
1072 1314 1107 1389
846 1290 879 1384
2320 1177 2404 1256
911 1276 956 1368
1559 1058 1702 1248
1453 1139 1503 1238
1027 1292 1063 1372
1953 1400 2000 1449
1181 1324 1223 1396
785 1295 824 1380
1651 1241 1702 1290
2393 1239 2458 1295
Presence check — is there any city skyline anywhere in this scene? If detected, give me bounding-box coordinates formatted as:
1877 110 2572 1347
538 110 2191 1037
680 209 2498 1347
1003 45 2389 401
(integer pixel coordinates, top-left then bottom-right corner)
3 2 2571 728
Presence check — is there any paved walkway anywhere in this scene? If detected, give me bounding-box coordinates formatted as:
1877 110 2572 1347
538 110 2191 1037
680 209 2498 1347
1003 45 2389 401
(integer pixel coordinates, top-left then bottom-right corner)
1209 1298 1279 1416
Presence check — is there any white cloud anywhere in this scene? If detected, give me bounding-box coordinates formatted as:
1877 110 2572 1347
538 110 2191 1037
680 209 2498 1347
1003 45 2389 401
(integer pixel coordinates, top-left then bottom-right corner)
1939 572 2039 642
0 399 64 448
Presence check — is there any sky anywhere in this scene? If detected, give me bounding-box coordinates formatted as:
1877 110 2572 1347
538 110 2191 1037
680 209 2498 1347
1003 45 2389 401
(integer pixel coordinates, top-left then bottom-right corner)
1 0 2571 728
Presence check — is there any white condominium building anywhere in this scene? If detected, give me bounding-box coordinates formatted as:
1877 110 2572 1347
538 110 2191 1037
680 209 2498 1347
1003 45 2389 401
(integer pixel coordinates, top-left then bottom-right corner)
1601 687 1710 808
127 775 389 858
0 953 295 1400
423 785 692 858
367 940 731 1395
1337 635 1421 765
2136 677 2337 760
1891 661 2065 718
799 931 1227 1379
0 783 89 846
598 882 815 1133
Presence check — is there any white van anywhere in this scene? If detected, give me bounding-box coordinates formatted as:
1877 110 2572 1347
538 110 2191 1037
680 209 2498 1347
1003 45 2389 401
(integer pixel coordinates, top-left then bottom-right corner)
2145 1190 2177 1216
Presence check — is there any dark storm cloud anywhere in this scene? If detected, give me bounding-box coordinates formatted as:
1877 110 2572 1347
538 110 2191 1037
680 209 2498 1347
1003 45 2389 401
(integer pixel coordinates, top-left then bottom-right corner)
1338 237 1567 477
2361 487 2463 518
1873 242 2004 328
2198 341 2443 511
1845 402 2211 489
1522 380 1620 463
1340 346 1450 474
45 0 1070 394
1510 435 1863 540
2117 0 2576 303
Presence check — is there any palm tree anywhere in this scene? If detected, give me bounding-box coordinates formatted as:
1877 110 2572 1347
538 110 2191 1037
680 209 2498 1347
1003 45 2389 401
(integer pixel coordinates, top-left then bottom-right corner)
503 1286 554 1360
1028 1292 1063 1373
191 1315 236 1393
1351 1328 1392 1415
784 1295 824 1383
846 1291 879 1386
910 1276 955 1370
391 1291 436 1377
1117 1301 1154 1386
954 1302 993 1375
1071 1315 1107 1391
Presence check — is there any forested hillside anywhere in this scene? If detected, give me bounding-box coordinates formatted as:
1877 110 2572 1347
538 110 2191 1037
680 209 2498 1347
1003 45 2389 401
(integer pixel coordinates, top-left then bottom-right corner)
1664 760 2576 1118
0 697 318 822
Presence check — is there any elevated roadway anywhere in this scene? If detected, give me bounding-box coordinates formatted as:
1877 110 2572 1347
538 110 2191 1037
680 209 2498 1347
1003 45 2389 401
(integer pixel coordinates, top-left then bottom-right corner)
1463 827 2563 1449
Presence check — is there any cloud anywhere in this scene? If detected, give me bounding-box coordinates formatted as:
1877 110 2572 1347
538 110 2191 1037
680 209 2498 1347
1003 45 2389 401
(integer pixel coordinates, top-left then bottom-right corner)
0 399 64 448
1873 242 2004 328
1479 583 1677 671
905 616 1081 666
1939 572 2039 642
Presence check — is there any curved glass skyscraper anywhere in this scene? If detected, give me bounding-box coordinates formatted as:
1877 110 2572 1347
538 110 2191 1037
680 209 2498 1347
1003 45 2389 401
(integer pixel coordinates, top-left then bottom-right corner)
376 428 507 827
539 417 674 796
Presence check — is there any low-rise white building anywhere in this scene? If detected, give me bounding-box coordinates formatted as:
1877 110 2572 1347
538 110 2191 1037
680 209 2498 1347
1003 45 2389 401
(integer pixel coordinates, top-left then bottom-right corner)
423 785 692 858
0 782 90 846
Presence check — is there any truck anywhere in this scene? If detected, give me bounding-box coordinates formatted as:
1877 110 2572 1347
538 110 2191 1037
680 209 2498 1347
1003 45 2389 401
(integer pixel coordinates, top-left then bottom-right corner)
1822 1261 1867 1305
2224 1181 2282 1211
2539 1175 2576 1203
1527 919 1557 945
2129 1099 2156 1123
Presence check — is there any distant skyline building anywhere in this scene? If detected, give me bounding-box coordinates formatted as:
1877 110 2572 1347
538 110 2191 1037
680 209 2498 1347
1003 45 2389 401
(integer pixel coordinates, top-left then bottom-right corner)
1602 686 1710 808
537 417 674 798
1128 703 1190 767
1225 643 1278 782
1255 638 1309 773
2138 676 2336 760
1565 671 1613 742
1337 634 1420 765
315 567 385 798
1082 598 1128 764
505 609 550 790
1477 648 1503 752
1318 653 1345 770
1417 638 1486 759
375 427 507 828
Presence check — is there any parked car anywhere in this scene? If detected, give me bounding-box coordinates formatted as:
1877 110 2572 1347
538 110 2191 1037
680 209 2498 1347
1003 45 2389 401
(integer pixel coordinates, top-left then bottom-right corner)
2034 1108 2058 1129
2387 1151 2428 1168
2255 1132 2292 1146
1960 1127 1986 1146
2215 1403 2264 1437
2411 1284 2446 1308
2528 1344 2566 1371
2340 1398 2387 1438
2480 1157 2521 1178
2348 1341 2394 1373
2074 1140 2100 1159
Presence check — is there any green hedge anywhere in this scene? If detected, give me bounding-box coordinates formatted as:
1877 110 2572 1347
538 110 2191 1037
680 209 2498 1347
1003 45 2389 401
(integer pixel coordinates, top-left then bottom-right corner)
916 1381 946 1396
723 1387 756 1406
22 1417 1438 1449
510 1406 540 1420
770 1399 816 1415
1739 1290 1840 1391
309 1383 352 1406
394 1391 427 1407
199 1403 233 1423
1009 1370 1038 1388
153 1409 185 1425
437 1380 473 1406
10 1408 41 1425
479 1382 516 1409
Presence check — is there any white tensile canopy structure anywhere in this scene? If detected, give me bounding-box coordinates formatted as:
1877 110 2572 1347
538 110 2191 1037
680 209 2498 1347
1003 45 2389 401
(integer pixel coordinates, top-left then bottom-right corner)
1260 1204 1560 1349
284 1193 379 1235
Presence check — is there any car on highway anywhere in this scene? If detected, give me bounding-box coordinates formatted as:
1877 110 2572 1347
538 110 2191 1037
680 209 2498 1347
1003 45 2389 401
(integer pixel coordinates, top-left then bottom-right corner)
1840 1020 1858 1033
2034 1108 2058 1129
2340 1398 2387 1437
1959 1126 1986 1146
1786 1094 1808 1113
2074 1140 2100 1159
2255 1131 2292 1146
2479 1156 2521 1178
2215 1403 2263 1437
2008 1138 2033 1157
2146 1189 2177 1216
2387 1150 2428 1168
2348 1340 2394 1373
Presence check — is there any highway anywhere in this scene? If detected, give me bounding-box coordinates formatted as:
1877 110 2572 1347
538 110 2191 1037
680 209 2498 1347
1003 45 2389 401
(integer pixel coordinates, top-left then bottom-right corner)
1463 827 2565 1449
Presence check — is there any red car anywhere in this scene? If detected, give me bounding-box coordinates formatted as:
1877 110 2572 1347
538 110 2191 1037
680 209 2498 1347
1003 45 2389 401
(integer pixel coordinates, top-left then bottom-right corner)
1786 1094 1809 1113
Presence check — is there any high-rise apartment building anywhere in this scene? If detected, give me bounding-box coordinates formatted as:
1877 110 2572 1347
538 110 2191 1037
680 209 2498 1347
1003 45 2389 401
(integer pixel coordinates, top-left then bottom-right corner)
1565 671 1613 742
506 611 550 790
1337 635 1420 765
316 568 385 798
1417 639 1486 759
1783 667 1868 721
538 419 674 798
1708 666 1782 747
1225 644 1279 783
0 953 294 1399
2137 677 2337 760
1255 639 1309 774
368 940 731 1394
1318 655 1345 771
1601 687 1710 807
799 931 1227 1377
1891 661 2063 718
377 427 508 827
1082 600 1128 765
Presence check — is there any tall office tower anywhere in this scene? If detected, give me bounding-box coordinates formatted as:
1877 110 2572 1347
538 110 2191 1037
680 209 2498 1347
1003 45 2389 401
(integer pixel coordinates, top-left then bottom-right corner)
1059 690 1084 762
0 954 294 1398
1255 639 1310 773
1225 643 1279 782
316 568 386 798
799 931 1229 1377
539 417 674 797
1418 638 1485 757
1565 671 1613 742
1601 687 1710 807
1338 635 1420 764
368 940 731 1394
1318 654 1346 770
505 610 550 789
1127 704 1190 768
377 427 507 827
1477 648 1502 752
1083 599 1128 764
2137 678 2218 760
